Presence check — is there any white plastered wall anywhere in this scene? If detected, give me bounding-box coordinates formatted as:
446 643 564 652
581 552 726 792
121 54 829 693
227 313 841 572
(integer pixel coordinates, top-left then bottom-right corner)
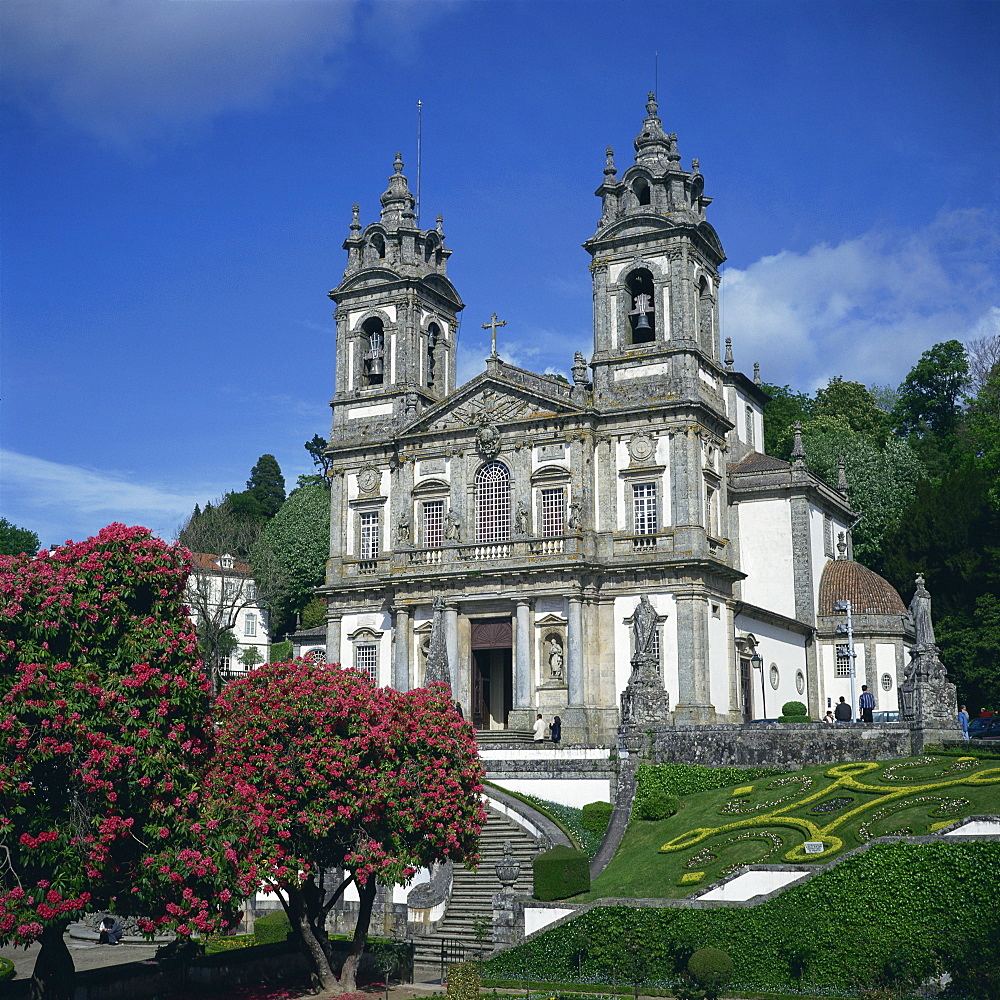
708 600 731 714
338 609 393 686
819 640 864 715
737 615 807 718
875 643 898 710
735 499 796 618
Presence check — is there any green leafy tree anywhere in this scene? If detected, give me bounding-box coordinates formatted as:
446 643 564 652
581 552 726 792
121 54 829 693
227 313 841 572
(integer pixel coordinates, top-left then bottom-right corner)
813 376 888 439
800 421 925 565
245 454 286 520
759 383 813 460
253 482 330 638
0 518 39 556
878 458 1000 707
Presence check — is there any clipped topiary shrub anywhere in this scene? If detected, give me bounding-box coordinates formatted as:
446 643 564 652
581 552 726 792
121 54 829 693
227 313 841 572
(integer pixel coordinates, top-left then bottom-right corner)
446 961 481 999
269 640 293 662
782 701 807 717
635 789 679 821
533 845 591 900
0 956 14 982
253 909 290 944
581 800 613 836
688 946 734 995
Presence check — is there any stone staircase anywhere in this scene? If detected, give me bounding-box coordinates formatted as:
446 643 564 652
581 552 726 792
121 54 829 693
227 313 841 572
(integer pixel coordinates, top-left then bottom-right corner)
476 729 535 749
411 804 541 970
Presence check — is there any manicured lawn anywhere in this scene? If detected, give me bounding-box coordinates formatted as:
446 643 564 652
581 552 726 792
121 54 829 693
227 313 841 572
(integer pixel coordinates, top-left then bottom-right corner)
575 753 1000 900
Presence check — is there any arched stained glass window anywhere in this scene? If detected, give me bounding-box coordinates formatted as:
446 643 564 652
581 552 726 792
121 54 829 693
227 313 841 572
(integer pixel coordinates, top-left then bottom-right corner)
476 462 511 543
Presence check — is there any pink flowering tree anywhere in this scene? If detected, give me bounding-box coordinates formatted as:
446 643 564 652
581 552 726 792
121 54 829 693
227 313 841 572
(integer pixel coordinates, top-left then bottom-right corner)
210 660 486 992
0 525 256 1000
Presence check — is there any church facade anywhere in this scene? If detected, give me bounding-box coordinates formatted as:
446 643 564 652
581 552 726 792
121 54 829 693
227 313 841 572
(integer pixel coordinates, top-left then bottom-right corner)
317 98 910 744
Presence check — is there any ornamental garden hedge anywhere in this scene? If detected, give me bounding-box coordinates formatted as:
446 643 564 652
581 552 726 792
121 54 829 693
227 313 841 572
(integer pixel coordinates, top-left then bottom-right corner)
485 840 1000 994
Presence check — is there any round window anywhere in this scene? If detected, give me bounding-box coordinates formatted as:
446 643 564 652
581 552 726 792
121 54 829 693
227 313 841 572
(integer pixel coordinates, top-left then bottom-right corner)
795 669 805 695
769 664 780 690
881 673 893 691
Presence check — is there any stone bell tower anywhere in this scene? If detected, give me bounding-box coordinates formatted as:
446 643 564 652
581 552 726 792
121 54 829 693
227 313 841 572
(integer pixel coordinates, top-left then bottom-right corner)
583 94 726 396
328 153 464 436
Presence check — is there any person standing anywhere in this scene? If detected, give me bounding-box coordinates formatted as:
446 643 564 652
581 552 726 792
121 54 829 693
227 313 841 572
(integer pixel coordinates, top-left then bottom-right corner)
549 715 562 748
958 705 970 739
834 696 852 722
859 685 875 725
532 713 545 742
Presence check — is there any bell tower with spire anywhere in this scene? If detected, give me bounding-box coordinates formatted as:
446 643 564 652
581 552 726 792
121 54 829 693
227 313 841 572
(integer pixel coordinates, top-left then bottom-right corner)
584 95 726 397
328 153 464 435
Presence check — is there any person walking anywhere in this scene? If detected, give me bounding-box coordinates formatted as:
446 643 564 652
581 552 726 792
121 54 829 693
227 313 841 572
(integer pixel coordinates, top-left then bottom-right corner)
834 696 852 722
958 705 970 740
549 715 562 748
859 685 875 725
532 713 545 743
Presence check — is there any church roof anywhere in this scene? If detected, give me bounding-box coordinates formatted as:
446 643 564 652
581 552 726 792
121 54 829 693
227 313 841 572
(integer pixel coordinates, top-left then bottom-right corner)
817 559 907 616
729 451 791 474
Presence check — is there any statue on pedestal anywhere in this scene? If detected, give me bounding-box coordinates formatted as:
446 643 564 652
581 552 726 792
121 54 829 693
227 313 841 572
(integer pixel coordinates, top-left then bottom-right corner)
620 595 671 727
899 574 958 728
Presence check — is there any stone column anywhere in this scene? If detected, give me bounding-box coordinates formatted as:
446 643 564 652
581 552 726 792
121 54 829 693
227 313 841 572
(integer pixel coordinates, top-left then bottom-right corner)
445 603 459 692
515 599 531 708
567 595 584 705
326 612 342 666
673 591 714 724
393 606 410 692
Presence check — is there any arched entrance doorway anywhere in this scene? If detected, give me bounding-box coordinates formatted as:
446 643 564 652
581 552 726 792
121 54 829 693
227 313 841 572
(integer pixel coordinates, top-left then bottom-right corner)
471 618 513 730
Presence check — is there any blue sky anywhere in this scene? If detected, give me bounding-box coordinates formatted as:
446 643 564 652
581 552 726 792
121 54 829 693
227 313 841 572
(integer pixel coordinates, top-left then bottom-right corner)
2 0 998 548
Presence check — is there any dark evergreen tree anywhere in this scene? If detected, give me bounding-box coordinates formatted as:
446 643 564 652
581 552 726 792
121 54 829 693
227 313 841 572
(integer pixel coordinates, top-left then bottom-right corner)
305 434 333 480
245 454 286 520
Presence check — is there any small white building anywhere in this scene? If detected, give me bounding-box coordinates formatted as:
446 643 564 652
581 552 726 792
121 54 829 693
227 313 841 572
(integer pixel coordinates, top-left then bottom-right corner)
185 552 270 678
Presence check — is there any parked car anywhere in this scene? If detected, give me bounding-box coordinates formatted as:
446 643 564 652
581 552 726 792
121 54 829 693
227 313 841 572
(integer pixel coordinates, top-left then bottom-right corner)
872 710 899 724
747 718 781 724
969 717 1000 740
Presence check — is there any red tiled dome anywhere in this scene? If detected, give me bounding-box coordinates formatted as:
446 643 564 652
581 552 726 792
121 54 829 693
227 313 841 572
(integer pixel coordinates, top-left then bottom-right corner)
818 559 907 616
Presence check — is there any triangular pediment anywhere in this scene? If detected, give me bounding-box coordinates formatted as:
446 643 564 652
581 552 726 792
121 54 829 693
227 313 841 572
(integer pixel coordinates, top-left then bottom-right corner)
403 367 581 436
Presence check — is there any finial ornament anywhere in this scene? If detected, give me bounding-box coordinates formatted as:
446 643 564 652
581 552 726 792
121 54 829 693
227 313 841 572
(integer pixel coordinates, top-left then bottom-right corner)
724 337 734 371
393 152 404 174
692 158 700 173
837 457 849 493
350 203 361 231
436 214 444 233
645 91 658 117
837 531 847 559
571 351 589 386
753 362 761 385
604 146 617 177
791 420 807 466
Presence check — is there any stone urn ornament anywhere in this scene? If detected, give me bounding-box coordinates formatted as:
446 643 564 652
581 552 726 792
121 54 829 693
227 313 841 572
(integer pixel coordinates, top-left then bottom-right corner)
494 841 520 888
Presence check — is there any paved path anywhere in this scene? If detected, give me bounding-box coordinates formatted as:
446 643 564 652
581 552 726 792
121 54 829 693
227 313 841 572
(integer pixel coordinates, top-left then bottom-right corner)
0 934 160 980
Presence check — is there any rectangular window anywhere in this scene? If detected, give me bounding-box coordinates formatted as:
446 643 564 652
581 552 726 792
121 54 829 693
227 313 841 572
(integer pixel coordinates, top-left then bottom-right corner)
355 644 378 684
632 482 658 535
223 580 237 600
360 511 380 559
246 583 257 601
705 483 718 536
244 613 256 637
541 488 565 537
423 500 444 548
835 644 852 678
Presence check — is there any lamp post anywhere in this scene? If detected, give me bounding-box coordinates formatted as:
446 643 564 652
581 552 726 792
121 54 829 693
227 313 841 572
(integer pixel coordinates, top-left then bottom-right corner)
751 650 765 719
834 600 857 720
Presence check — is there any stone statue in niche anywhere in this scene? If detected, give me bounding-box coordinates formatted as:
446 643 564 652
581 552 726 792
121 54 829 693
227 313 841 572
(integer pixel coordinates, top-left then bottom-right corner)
445 508 461 541
632 594 658 657
567 499 583 530
396 512 411 547
548 636 564 681
514 500 531 536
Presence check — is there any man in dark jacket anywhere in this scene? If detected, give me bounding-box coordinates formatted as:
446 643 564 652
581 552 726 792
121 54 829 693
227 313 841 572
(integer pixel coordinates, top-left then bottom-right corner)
99 916 123 945
834 696 852 722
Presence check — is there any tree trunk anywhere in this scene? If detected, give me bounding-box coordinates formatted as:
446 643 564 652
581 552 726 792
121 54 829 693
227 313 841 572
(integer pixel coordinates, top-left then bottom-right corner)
338 877 377 992
30 922 75 1000
286 886 338 992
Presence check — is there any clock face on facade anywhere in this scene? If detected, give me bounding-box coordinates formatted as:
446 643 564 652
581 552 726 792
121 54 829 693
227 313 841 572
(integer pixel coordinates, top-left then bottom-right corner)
628 433 655 464
358 467 379 494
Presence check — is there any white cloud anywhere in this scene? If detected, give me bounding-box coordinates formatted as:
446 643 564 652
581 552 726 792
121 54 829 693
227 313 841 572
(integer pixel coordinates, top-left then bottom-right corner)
0 0 358 145
720 210 1000 391
1 450 216 546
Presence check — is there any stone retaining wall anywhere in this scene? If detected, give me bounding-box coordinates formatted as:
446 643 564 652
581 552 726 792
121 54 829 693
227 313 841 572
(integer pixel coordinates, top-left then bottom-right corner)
648 722 914 767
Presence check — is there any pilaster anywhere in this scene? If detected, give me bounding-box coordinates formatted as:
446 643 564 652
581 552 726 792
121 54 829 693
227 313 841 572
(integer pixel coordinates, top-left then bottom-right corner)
567 595 584 705
515 599 531 708
393 605 410 691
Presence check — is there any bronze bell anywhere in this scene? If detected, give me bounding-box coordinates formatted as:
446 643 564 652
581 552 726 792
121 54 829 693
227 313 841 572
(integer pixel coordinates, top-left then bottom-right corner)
633 311 652 331
367 355 384 376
